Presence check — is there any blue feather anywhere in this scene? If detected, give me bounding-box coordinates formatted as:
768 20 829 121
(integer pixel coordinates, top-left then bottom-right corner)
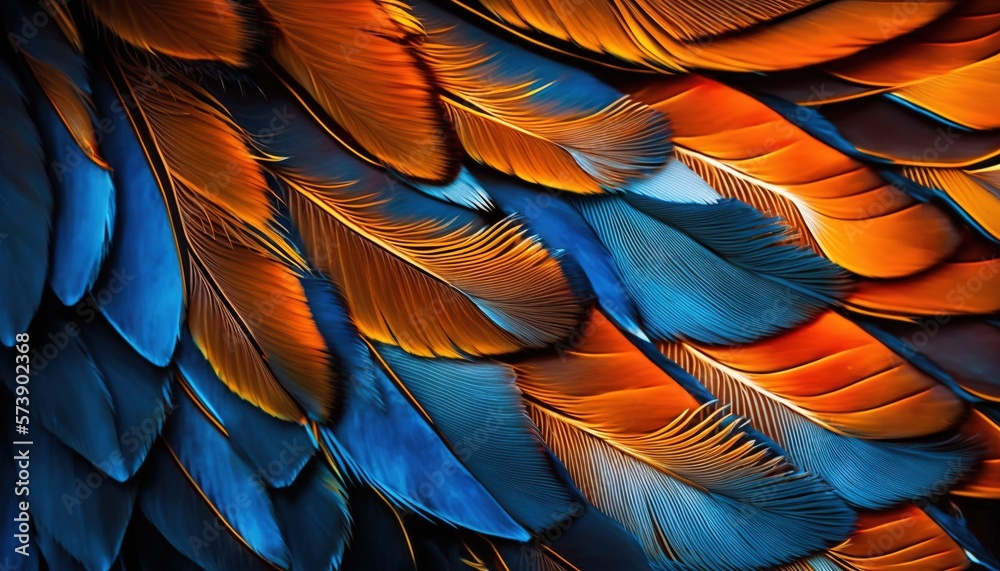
574 195 841 344
175 331 314 488
143 389 290 570
626 159 720 204
782 415 975 508
32 94 115 305
139 446 276 571
299 271 378 411
90 72 183 366
272 460 351 571
0 59 51 346
373 343 579 533
323 362 528 540
74 316 173 480
626 195 848 300
32 426 136 571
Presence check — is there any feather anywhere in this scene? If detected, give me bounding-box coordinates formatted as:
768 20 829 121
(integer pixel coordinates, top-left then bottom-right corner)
875 320 1000 404
323 356 528 540
573 194 842 344
465 0 954 72
84 0 250 65
631 76 962 278
91 72 183 366
22 55 106 168
143 389 290 570
828 507 970 571
529 402 854 571
261 0 455 180
175 331 315 488
846 258 1000 317
127 515 206 571
223 90 587 358
415 1 669 193
925 503 1000 571
33 93 116 305
372 342 580 532
0 58 51 345
477 0 821 44
511 311 701 432
32 426 137 571
825 0 1000 88
775 506 971 571
661 338 975 508
72 316 174 480
511 311 855 569
117 62 336 421
271 459 351 571
36 529 88 571
685 312 966 439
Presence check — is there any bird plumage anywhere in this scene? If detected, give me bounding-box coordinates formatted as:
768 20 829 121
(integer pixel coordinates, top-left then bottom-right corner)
2 0 1000 570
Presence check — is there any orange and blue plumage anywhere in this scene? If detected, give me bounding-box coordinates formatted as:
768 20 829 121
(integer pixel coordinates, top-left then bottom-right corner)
1 0 1000 570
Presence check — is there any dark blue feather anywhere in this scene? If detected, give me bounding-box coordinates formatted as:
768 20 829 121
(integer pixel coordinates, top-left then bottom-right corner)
323 362 528 540
298 266 378 411
0 58 51 346
127 514 204 571
175 330 314 488
627 195 848 301
91 72 183 366
74 316 173 480
374 343 580 533
142 389 290 570
32 426 136 571
3 0 87 86
271 459 351 571
139 444 276 571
